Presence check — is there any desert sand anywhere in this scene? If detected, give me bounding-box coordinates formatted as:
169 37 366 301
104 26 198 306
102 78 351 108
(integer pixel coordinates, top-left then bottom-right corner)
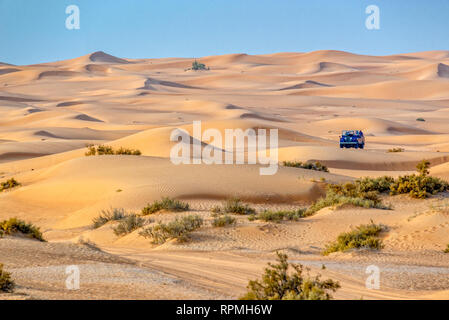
1 50 449 299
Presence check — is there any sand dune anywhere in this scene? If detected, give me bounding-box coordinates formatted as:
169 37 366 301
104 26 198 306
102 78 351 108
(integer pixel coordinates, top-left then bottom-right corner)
0 67 21 75
1 156 338 229
37 70 80 80
309 117 434 136
85 64 111 74
279 80 333 90
398 62 449 80
278 145 449 170
88 51 130 64
294 79 449 100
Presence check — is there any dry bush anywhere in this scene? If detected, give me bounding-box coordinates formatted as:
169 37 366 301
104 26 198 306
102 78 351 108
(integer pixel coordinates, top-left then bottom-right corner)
0 178 20 192
0 218 45 241
113 214 145 237
141 197 189 215
322 222 385 255
92 208 127 229
85 144 141 156
282 161 329 172
139 215 203 244
254 209 306 223
0 264 15 293
212 215 236 227
214 199 256 215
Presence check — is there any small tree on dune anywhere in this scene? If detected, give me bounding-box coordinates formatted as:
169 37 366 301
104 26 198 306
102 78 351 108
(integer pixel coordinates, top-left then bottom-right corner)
416 160 430 176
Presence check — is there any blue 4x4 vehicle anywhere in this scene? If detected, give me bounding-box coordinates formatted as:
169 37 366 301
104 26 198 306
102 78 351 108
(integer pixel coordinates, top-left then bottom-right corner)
340 130 365 149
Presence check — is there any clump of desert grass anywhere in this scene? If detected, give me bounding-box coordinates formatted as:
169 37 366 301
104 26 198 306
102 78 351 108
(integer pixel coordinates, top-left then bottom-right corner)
213 198 256 215
139 215 203 244
0 264 15 293
92 208 146 236
387 147 404 153
92 208 127 229
0 218 45 242
250 209 306 223
0 178 20 192
85 144 141 156
141 197 190 215
282 161 329 172
322 222 385 256
112 214 145 237
241 252 340 300
212 215 236 227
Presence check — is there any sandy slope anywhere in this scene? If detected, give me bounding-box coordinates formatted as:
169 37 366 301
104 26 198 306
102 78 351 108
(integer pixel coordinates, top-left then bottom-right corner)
1 50 449 300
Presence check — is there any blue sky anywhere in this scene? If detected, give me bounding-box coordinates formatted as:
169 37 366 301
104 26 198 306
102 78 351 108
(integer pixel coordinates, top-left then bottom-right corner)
1 0 448 65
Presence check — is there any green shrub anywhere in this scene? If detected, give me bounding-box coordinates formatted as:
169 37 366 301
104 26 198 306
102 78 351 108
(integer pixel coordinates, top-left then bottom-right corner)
387 148 404 153
390 174 448 199
219 198 256 215
416 118 425 122
444 244 449 253
240 252 340 300
113 214 145 237
313 164 448 211
327 162 448 200
0 264 15 293
191 60 208 71
0 178 20 192
282 161 329 172
139 215 203 244
390 160 448 199
0 218 45 241
354 176 395 194
328 177 395 198
85 144 141 156
141 197 190 215
254 209 306 223
322 222 385 255
92 208 127 229
212 215 236 227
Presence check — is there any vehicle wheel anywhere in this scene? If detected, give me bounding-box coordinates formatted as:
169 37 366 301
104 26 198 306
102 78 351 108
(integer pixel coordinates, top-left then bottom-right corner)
340 144 343 148
360 144 365 149
354 144 359 149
